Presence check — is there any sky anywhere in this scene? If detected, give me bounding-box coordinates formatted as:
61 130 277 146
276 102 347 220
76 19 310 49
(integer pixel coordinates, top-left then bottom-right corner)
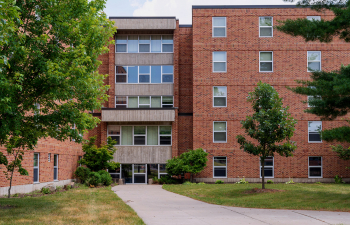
104 0 296 24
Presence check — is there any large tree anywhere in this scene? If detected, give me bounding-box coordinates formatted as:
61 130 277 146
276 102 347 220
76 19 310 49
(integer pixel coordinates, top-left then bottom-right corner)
276 0 350 161
236 82 297 189
0 0 115 197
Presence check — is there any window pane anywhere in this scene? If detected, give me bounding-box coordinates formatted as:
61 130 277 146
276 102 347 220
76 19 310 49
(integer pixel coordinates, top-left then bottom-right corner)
147 126 158 145
162 75 173 83
139 97 150 105
214 157 226 166
134 174 146 183
214 97 226 107
139 66 150 74
308 121 322 132
308 62 320 71
260 28 272 37
139 44 150 52
214 168 226 177
128 35 138 53
159 126 171 135
260 52 272 61
109 126 121 135
116 44 127 52
110 136 120 145
139 35 150 43
214 28 226 37
116 66 127 74
34 168 39 182
54 155 58 166
54 168 58 180
261 168 273 177
134 136 145 145
264 157 273 166
159 164 166 172
160 136 171 145
151 66 162 83
309 133 321 142
310 167 322 177
116 75 126 83
309 157 322 166
121 126 133 145
134 126 146 135
307 16 321 21
162 35 173 43
151 35 161 52
260 17 272 26
162 44 173 52
214 87 227 96
213 52 226 61
308 52 321 61
116 97 127 105
116 35 127 43
162 96 173 105
260 62 272 72
213 17 226 26
139 75 150 83
34 154 39 167
110 173 120 179
148 164 158 180
214 132 226 142
163 66 173 74
128 97 138 108
214 122 226 131
128 66 138 83
151 97 161 108
214 62 226 72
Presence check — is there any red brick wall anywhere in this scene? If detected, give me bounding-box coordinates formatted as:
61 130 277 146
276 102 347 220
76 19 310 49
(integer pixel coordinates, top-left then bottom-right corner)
191 7 350 179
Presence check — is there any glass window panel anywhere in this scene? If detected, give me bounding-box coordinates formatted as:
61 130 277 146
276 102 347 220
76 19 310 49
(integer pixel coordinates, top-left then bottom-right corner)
139 44 150 52
54 168 58 180
260 62 272 72
151 35 161 52
134 174 146 183
139 66 150 74
307 16 321 21
163 66 173 74
162 96 173 105
33 168 39 182
162 75 173 83
151 97 161 108
309 167 322 177
121 126 133 145
116 75 126 83
260 28 272 37
214 132 226 142
151 66 162 83
159 126 171 135
214 157 226 166
260 52 272 61
110 136 120 145
264 157 273 166
139 97 150 105
116 66 127 74
214 87 227 96
116 97 127 105
214 62 226 72
134 164 146 173
134 136 145 145
128 66 138 83
110 173 120 179
54 155 58 167
148 164 158 180
213 17 226 26
214 28 226 37
34 154 39 167
214 168 226 177
308 52 321 61
116 35 127 43
160 136 171 145
128 35 138 53
108 126 120 135
128 97 138 108
147 126 158 145
162 35 173 43
159 164 166 172
214 97 226 107
162 44 173 52
214 122 226 131
213 52 226 61
134 126 146 135
308 62 320 71
309 133 321 142
261 168 273 177
308 121 322 132
260 17 272 26
139 75 150 83
309 157 322 166
116 44 127 52
139 35 150 43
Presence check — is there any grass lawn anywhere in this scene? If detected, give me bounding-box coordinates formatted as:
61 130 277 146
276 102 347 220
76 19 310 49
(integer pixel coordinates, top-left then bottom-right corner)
0 186 144 225
163 183 350 212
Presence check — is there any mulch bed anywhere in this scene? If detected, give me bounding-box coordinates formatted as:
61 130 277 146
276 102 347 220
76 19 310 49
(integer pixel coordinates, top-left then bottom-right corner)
243 188 286 194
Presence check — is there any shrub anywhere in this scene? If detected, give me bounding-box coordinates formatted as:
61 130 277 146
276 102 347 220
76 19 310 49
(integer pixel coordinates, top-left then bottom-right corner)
74 167 91 184
334 175 345 184
285 178 295 184
236 178 248 184
86 172 102 186
197 182 206 185
215 180 224 184
159 175 178 184
98 170 113 186
183 181 194 185
152 176 159 184
267 180 274 184
42 187 51 194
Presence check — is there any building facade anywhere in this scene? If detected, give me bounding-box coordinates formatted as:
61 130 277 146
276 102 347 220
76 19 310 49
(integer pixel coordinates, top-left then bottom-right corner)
92 5 350 184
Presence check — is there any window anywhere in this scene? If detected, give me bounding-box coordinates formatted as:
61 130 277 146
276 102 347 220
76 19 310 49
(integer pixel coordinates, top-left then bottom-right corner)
213 157 227 178
260 157 274 178
307 51 321 72
109 125 171 146
308 121 322 143
33 153 39 183
34 103 40 115
158 164 167 178
260 52 273 72
116 96 174 108
213 86 227 107
48 153 51 162
212 17 226 37
115 66 173 84
115 35 173 53
147 164 168 180
54 154 58 181
307 95 321 107
213 122 227 143
213 52 227 72
309 156 322 178
307 16 321 21
108 168 121 179
79 156 82 167
259 17 273 37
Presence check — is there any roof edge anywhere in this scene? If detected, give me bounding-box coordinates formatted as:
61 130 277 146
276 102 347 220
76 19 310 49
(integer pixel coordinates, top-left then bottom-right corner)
192 5 299 9
109 16 177 19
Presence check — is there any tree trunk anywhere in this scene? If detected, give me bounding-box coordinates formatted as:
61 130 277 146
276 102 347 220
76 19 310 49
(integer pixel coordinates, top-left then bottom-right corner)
261 157 265 189
8 169 14 198
190 173 193 183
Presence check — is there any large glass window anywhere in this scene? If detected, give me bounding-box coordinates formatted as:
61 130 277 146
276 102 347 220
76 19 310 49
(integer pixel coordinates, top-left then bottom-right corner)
115 35 173 53
159 126 172 145
116 35 127 52
307 16 321 21
307 51 321 72
309 157 322 178
108 125 121 145
213 157 227 178
116 66 173 84
260 52 273 72
308 121 322 143
116 96 173 108
259 17 273 37
213 122 227 143
213 86 227 107
162 35 173 52
54 154 58 181
212 17 226 37
213 52 227 72
139 35 150 52
134 126 146 145
260 157 274 178
34 153 39 183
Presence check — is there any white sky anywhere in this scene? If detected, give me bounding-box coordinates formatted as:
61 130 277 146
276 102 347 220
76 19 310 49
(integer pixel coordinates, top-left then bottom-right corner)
104 0 296 24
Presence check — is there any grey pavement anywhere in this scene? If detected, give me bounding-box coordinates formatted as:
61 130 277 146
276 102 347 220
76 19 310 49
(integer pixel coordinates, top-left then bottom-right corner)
112 185 350 225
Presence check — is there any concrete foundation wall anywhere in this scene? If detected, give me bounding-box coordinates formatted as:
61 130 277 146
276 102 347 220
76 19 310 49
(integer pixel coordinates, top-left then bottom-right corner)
111 18 176 30
102 109 175 122
194 177 350 183
115 53 173 65
113 146 172 163
115 84 174 96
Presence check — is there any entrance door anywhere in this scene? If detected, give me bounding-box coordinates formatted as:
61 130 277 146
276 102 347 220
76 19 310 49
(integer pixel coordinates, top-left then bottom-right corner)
133 164 147 184
121 164 132 183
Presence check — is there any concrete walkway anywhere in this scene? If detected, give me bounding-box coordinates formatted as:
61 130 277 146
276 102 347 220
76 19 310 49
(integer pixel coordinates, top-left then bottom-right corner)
112 185 350 225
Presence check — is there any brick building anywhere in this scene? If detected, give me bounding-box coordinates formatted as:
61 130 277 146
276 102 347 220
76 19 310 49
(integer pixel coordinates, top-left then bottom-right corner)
93 5 350 184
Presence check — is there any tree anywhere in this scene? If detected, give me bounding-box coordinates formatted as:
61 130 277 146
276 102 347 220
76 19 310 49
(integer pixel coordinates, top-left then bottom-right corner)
236 82 297 189
0 0 115 198
79 137 120 172
276 0 350 162
166 148 208 182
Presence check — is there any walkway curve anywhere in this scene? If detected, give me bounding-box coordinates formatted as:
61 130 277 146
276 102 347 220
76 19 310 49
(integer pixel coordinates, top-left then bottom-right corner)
112 185 350 225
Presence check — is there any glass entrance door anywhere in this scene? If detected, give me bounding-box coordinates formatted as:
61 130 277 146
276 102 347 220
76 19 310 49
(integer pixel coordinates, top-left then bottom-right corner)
134 164 147 184
121 164 132 183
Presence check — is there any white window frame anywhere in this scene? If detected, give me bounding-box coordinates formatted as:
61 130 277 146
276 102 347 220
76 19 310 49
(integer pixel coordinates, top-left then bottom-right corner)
213 121 227 143
134 126 147 145
115 66 173 84
308 156 323 178
116 96 174 108
34 153 39 183
139 66 151 83
158 164 168 179
307 16 321 21
259 51 273 72
115 35 174 53
260 157 274 178
259 16 273 37
213 86 227 107
213 156 227 178
307 95 322 107
115 96 128 108
107 125 121 146
54 154 58 181
159 126 172 146
48 153 51 162
161 66 174 83
138 97 151 108
307 51 321 72
212 17 226 37
107 168 121 179
308 121 322 143
212 52 227 73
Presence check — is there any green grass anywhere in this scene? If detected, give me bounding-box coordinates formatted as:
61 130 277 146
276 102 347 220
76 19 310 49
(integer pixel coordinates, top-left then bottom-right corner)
163 183 350 212
0 186 145 225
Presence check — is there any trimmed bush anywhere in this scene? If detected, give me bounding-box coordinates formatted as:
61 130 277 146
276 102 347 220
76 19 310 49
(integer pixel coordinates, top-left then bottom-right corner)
74 167 91 184
86 172 101 186
215 180 224 184
98 170 113 186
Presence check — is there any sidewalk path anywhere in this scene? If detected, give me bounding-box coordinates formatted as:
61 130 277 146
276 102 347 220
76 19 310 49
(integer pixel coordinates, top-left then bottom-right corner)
112 185 350 225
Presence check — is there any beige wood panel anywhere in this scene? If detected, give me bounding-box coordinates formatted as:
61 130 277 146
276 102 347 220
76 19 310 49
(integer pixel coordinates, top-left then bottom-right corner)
112 146 172 164
115 84 173 96
115 53 173 65
111 19 176 30
102 110 175 122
